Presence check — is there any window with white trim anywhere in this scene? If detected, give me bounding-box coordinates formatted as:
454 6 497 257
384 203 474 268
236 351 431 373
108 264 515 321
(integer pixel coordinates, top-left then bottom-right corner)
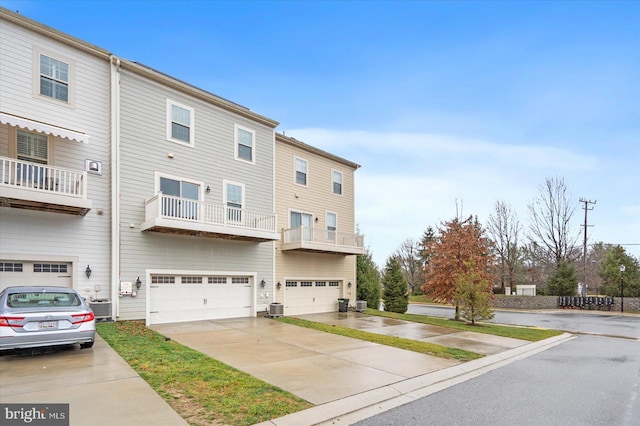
39 54 69 102
208 277 227 284
231 277 250 284
326 212 337 240
224 180 245 222
17 130 48 164
235 125 255 163
182 276 203 284
159 175 201 219
295 157 308 186
332 170 343 195
166 99 194 145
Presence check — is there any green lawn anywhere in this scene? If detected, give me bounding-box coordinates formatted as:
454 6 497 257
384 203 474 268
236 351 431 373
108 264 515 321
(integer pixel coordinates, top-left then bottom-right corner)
365 309 563 341
97 321 311 426
276 316 482 361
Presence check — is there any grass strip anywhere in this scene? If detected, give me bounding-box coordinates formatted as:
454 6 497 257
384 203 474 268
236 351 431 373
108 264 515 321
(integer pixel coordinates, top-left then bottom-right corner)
276 316 482 361
97 321 311 426
365 309 563 341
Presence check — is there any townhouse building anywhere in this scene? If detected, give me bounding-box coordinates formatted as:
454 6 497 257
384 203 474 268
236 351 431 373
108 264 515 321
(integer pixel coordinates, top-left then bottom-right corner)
116 60 280 324
0 8 364 324
0 9 112 302
275 134 364 315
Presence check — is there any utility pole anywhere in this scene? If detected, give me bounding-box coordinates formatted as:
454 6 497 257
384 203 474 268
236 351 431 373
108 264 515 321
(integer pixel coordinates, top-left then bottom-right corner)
579 198 596 296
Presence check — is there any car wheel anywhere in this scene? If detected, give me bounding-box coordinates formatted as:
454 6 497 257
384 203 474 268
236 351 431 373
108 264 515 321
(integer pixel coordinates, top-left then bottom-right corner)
80 340 94 349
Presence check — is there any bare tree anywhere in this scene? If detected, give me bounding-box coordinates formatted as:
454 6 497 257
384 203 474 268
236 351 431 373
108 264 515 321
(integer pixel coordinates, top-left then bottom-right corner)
527 176 580 265
394 238 423 295
487 200 522 291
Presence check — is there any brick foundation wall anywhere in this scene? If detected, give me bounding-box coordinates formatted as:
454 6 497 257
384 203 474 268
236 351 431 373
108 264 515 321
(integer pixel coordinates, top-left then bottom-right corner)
492 295 640 313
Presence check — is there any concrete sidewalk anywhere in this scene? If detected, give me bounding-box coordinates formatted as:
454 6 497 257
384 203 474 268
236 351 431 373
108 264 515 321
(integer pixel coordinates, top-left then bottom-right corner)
152 312 573 425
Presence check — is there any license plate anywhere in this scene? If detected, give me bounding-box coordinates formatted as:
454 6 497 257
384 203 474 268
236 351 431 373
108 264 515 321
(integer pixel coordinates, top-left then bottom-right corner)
39 321 58 329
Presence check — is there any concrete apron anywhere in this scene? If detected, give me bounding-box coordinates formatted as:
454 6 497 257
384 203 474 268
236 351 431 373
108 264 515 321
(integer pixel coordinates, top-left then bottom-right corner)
151 312 570 425
0 335 187 426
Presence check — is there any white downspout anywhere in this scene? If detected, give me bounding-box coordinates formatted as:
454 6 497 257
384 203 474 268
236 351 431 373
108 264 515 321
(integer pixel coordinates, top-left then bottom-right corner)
109 55 121 319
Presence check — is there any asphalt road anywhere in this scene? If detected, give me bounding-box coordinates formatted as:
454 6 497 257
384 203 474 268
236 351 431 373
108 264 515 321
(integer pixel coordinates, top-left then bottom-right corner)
407 304 640 339
354 305 640 426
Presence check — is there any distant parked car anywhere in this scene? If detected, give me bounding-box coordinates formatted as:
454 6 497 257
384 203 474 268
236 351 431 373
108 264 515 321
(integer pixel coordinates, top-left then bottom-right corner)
0 286 95 351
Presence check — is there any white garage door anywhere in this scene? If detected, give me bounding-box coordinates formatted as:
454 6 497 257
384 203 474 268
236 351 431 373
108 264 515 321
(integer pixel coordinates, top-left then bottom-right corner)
284 280 341 315
0 261 73 292
149 275 253 325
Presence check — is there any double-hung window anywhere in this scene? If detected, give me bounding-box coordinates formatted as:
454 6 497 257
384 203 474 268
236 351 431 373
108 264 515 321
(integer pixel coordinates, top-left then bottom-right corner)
166 100 194 146
39 54 69 102
295 157 308 186
332 170 343 195
235 125 255 163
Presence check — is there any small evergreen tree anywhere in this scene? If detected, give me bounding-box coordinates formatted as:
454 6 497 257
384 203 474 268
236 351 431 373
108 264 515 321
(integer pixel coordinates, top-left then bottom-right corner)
357 251 382 310
382 257 409 313
453 265 494 325
547 260 578 296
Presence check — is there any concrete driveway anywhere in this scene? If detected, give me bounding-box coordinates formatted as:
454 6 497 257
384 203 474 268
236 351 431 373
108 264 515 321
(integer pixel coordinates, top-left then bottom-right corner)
0 336 187 426
151 312 528 405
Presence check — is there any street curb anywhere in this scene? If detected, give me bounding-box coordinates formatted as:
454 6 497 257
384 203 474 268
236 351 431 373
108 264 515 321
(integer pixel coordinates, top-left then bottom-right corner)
253 333 574 426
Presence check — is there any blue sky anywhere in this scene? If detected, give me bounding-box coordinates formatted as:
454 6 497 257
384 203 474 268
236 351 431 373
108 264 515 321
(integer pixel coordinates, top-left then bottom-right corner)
4 0 639 266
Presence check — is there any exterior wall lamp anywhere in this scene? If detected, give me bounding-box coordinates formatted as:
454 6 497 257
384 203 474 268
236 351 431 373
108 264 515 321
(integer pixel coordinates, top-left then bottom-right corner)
347 282 352 288
135 276 142 290
260 279 266 288
85 265 92 279
276 281 281 289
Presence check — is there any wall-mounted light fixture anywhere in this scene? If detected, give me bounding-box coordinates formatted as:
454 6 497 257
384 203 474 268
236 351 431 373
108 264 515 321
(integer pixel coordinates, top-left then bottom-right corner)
135 276 142 290
347 282 352 288
315 217 319 223
277 281 282 289
206 185 211 193
260 279 266 288
85 265 92 279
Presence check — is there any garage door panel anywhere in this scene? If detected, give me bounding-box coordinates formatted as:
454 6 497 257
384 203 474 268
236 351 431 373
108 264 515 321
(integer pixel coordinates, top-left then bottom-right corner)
149 276 253 325
1 261 72 292
284 281 341 315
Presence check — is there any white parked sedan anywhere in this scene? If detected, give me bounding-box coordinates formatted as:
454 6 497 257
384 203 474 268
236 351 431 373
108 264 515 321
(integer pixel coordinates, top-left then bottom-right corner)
0 286 95 351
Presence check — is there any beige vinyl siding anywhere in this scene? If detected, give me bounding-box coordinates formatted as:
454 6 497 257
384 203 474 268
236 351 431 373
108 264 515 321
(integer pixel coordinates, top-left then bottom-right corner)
0 17 112 299
274 137 359 303
117 70 276 320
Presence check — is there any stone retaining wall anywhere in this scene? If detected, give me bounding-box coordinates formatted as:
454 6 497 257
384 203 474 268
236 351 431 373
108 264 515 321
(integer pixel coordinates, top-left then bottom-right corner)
492 295 640 313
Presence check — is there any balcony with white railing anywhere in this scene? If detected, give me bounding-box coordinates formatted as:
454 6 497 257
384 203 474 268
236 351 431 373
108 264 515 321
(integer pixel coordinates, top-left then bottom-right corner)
281 226 365 255
141 192 279 242
0 156 91 216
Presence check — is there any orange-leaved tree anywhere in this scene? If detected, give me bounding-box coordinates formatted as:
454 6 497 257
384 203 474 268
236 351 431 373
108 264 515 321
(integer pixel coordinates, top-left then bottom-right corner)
421 215 495 320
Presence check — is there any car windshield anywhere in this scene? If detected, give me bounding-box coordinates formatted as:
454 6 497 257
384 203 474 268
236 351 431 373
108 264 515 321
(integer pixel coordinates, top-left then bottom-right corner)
6 291 81 308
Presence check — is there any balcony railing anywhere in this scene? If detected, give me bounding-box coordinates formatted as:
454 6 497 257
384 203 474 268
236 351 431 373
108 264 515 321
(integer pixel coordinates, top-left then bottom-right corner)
141 192 279 241
281 226 365 255
0 156 90 215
